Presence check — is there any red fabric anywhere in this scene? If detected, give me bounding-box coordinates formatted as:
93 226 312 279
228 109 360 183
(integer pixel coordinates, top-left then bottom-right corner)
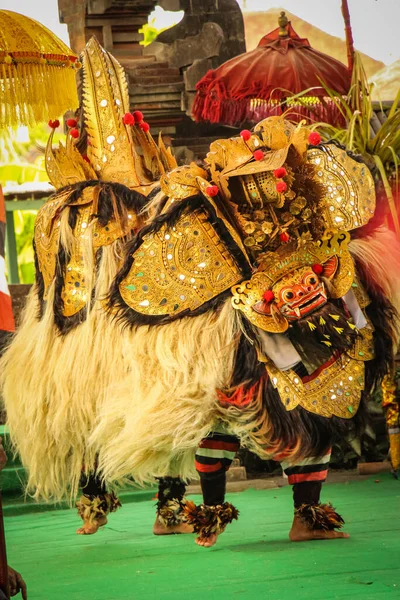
195 460 223 473
193 21 350 127
287 470 328 485
0 291 14 332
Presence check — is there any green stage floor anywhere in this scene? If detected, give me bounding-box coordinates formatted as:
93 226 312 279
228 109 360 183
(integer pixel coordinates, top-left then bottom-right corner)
4 474 400 600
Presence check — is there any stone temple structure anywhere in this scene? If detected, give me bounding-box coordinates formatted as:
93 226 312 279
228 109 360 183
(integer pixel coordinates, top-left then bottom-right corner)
58 0 246 160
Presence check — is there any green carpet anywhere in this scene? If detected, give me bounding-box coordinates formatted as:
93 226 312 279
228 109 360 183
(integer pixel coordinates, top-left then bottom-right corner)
4 475 400 600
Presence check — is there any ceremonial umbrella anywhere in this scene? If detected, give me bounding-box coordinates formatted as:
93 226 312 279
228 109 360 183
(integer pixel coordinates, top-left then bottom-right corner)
0 9 80 128
192 12 351 127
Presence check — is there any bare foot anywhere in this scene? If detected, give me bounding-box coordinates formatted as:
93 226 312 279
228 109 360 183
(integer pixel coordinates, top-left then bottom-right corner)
76 515 107 535
195 533 218 547
289 516 350 542
153 518 194 535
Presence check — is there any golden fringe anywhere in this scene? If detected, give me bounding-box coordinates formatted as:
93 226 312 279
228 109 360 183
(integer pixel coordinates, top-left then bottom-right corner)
0 239 131 503
0 62 79 128
92 300 241 486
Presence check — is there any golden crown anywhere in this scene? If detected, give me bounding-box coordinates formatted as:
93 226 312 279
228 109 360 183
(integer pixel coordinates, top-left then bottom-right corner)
45 37 177 195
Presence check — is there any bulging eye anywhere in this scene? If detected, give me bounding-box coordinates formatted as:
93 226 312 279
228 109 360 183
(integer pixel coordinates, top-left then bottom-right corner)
282 289 294 302
304 273 318 287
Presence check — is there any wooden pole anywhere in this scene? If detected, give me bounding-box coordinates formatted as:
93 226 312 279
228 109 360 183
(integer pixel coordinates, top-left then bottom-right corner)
341 0 355 72
0 492 9 598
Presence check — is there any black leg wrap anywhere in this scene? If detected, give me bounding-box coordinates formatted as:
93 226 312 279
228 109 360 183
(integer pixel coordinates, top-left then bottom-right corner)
156 477 187 527
293 481 322 509
80 472 107 498
200 470 227 506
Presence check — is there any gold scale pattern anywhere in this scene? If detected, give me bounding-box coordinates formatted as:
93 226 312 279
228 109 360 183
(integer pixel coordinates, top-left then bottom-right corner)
120 209 244 317
308 144 375 231
266 321 374 418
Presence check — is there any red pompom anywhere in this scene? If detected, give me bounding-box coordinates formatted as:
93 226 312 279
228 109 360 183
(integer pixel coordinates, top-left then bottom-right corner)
276 181 287 193
308 132 321 146
66 118 78 128
123 112 135 125
133 110 144 123
48 119 60 129
280 232 290 243
240 129 252 141
273 167 287 179
312 263 324 275
82 155 91 163
140 121 150 132
205 185 219 197
253 149 264 161
69 128 79 139
262 290 275 303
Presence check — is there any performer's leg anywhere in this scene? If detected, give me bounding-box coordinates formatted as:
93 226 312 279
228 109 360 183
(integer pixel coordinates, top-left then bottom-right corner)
76 472 121 535
280 451 349 541
185 432 240 548
153 477 193 535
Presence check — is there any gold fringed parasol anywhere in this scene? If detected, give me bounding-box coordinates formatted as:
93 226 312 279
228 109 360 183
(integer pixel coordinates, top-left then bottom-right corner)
0 10 80 127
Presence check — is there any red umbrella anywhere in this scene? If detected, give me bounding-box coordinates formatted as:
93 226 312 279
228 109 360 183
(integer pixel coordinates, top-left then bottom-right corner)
192 12 351 127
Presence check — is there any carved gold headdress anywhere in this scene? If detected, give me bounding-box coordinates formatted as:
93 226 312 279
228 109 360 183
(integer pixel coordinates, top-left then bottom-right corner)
45 36 177 194
111 117 376 327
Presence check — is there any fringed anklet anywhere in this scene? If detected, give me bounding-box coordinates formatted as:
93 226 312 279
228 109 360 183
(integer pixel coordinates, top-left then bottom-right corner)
295 503 344 531
76 492 121 525
156 477 187 527
184 501 239 538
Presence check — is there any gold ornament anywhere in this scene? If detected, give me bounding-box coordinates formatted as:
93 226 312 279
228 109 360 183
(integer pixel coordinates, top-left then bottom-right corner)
308 144 376 231
119 207 251 318
266 347 368 418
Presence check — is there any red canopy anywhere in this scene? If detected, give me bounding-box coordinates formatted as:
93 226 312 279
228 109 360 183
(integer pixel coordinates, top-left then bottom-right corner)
193 20 351 126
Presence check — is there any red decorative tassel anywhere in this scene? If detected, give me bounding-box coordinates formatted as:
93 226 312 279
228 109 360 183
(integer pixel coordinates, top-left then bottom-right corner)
240 129 252 141
133 110 144 123
205 185 219 197
276 181 287 193
139 122 150 132
123 113 135 125
262 290 275 303
308 132 321 146
273 167 287 179
69 128 79 139
253 149 264 161
280 232 290 243
312 263 324 275
48 119 60 129
66 118 78 128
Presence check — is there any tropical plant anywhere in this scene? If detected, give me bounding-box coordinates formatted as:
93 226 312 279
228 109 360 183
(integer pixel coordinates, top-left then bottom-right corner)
314 52 400 235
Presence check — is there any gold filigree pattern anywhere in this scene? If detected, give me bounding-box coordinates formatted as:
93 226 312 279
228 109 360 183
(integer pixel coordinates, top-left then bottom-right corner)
308 144 376 231
119 209 247 317
34 190 71 298
46 129 97 189
266 350 366 418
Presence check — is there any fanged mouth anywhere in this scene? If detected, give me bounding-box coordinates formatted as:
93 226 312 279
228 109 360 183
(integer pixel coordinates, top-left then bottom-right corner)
283 291 327 319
